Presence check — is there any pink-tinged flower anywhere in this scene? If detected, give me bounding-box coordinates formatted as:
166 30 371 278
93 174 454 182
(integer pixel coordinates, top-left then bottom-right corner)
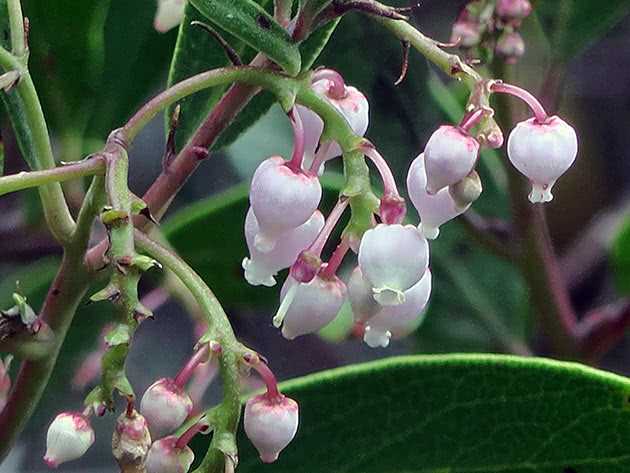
243 208 324 287
249 156 322 252
347 266 380 324
496 0 532 20
145 436 194 473
358 224 429 306
0 356 11 412
363 269 432 348
44 412 95 468
407 153 468 239
112 409 152 466
140 378 192 439
154 0 185 33
507 116 578 203
297 77 369 174
496 31 525 64
276 273 347 340
450 20 482 47
244 394 299 463
423 126 480 194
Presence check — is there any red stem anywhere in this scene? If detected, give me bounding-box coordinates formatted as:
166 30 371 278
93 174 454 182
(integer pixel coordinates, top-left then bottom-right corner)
490 81 548 124
174 344 210 388
360 143 399 198
287 108 306 172
250 360 280 398
309 198 349 256
320 238 350 279
309 141 332 174
175 422 208 449
459 109 486 133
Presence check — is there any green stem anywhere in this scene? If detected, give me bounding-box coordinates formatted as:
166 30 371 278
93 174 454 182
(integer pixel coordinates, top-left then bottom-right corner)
123 66 299 142
133 231 242 473
0 156 105 197
0 47 76 244
6 0 26 58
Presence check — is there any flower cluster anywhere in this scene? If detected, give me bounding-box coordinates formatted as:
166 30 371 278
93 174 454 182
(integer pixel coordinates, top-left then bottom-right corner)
450 0 532 64
242 69 577 349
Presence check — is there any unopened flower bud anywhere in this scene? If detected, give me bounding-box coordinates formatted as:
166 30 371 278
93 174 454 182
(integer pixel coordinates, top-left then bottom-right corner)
44 412 95 468
140 378 192 439
244 394 299 463
450 21 482 48
154 0 185 33
249 157 322 252
146 436 194 473
496 31 525 64
358 224 429 305
407 153 468 239
449 169 483 210
423 126 479 194
276 274 346 340
363 269 432 348
496 0 532 20
243 208 324 287
347 267 380 324
507 116 578 203
112 409 152 468
297 77 369 173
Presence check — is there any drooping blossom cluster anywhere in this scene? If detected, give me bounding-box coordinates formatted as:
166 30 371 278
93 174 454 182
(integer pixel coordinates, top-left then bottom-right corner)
450 0 532 64
241 68 578 350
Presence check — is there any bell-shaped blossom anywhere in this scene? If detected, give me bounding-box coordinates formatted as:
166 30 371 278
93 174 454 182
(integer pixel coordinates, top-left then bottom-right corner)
297 78 369 174
154 0 185 33
244 394 299 463
145 436 194 473
407 153 468 239
249 156 322 252
358 224 429 306
277 273 346 340
450 20 482 48
242 208 324 287
496 0 532 20
423 126 479 194
140 378 192 439
363 270 432 348
507 116 578 203
44 412 95 468
496 31 525 64
347 266 380 324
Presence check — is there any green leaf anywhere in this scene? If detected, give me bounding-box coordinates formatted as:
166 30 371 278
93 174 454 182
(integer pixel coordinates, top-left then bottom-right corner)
167 5 338 153
162 174 345 309
236 355 630 472
189 0 301 75
536 0 630 60
612 219 630 294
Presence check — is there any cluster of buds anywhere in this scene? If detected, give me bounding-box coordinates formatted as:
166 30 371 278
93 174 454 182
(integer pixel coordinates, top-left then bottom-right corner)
450 0 532 64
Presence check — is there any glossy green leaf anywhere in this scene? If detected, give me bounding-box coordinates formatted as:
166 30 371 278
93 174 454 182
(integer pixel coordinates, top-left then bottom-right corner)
162 175 344 309
190 0 301 75
536 0 630 60
612 219 630 294
237 355 630 472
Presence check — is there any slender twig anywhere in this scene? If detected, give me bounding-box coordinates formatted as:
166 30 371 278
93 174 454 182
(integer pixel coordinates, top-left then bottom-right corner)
0 157 105 197
576 299 630 363
6 0 26 58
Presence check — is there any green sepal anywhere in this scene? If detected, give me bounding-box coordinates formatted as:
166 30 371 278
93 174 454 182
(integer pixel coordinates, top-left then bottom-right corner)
89 283 120 303
131 255 162 272
130 195 148 215
101 208 130 227
105 323 131 347
11 292 38 326
133 302 154 322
